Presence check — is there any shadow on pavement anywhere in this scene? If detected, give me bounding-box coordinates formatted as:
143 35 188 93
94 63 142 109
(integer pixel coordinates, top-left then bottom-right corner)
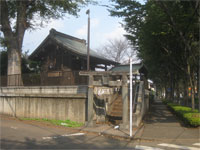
1 133 132 149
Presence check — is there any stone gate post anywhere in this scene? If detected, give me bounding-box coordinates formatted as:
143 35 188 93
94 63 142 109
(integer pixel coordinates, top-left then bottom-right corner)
121 74 128 129
86 75 94 126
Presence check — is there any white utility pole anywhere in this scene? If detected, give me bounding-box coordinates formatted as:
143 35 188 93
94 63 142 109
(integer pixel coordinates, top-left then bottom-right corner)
130 58 133 137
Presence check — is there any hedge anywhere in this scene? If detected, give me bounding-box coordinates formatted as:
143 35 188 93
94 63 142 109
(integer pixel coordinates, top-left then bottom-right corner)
163 100 200 127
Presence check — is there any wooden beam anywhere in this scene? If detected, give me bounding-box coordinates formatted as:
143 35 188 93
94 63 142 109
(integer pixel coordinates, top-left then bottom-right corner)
108 81 122 86
79 71 140 76
93 81 102 86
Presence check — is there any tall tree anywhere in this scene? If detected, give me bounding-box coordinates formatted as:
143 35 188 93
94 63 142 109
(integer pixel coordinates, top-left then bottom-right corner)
110 0 199 110
0 0 93 85
157 1 199 110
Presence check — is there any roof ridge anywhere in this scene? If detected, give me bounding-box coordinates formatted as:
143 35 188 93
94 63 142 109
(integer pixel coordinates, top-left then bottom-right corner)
50 28 86 44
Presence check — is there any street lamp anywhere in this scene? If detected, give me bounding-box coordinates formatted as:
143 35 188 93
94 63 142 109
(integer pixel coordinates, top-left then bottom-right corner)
86 9 90 71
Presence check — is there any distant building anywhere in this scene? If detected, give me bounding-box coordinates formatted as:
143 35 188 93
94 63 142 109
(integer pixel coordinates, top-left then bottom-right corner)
109 63 147 76
110 63 148 88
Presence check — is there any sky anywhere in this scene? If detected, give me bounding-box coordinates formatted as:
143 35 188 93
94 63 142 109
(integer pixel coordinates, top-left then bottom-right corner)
23 0 127 55
21 0 146 56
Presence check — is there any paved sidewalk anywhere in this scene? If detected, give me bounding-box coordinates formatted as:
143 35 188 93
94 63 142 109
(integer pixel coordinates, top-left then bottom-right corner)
134 99 200 143
82 99 199 142
1 99 199 142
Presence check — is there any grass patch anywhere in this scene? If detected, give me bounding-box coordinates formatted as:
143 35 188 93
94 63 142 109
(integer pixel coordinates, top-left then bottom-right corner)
20 118 83 127
162 100 200 127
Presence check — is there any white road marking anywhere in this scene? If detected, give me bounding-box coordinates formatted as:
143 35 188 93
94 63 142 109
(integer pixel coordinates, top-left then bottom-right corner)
42 137 53 140
61 123 68 126
11 126 18 129
193 143 200 146
43 133 85 140
158 143 199 150
62 133 85 137
135 145 164 150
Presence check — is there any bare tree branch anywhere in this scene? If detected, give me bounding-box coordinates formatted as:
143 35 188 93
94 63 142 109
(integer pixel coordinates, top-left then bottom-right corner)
99 38 137 64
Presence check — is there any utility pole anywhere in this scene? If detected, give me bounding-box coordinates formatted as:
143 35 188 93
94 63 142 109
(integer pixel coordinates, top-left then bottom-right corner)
86 9 90 71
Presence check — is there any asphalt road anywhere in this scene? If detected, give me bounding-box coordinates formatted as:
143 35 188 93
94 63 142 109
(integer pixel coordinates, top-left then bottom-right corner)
1 116 200 150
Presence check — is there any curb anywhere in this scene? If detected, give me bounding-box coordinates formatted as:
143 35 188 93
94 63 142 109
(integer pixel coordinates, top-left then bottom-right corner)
81 123 145 141
81 129 133 141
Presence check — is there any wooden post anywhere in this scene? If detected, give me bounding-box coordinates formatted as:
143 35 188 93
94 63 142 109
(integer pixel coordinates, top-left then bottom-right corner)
86 75 94 126
121 74 128 129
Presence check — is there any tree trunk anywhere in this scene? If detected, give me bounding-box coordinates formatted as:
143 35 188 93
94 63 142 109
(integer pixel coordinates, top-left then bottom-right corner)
176 82 180 104
1 1 27 86
170 73 175 101
199 49 200 112
191 87 195 110
198 3 200 112
198 64 200 112
162 86 166 99
187 64 195 110
183 79 188 106
7 47 23 86
165 85 169 100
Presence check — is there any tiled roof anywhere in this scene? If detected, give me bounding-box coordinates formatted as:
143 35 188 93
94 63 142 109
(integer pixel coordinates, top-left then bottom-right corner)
30 28 118 65
110 63 147 75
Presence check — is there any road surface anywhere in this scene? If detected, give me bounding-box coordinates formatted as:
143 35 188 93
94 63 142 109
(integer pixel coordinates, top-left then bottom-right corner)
1 116 200 150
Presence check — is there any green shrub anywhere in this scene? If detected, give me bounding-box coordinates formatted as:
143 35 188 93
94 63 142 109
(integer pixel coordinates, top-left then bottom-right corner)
163 101 200 127
183 113 200 126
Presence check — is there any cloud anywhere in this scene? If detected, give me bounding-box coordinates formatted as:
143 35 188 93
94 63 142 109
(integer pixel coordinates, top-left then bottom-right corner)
91 18 99 28
75 18 100 37
76 24 87 37
92 25 128 49
104 25 127 40
48 19 65 29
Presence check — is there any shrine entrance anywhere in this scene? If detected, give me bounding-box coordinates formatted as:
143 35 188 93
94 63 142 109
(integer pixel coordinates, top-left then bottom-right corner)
80 70 149 129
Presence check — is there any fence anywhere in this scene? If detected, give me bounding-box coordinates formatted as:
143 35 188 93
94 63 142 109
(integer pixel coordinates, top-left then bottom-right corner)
0 71 88 87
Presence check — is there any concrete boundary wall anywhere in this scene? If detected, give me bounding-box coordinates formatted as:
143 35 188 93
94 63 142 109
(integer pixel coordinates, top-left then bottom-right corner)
0 86 87 123
133 81 149 127
0 86 87 94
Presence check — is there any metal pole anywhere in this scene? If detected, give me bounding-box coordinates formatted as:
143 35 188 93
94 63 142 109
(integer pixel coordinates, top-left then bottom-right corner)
86 9 90 71
130 58 133 137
